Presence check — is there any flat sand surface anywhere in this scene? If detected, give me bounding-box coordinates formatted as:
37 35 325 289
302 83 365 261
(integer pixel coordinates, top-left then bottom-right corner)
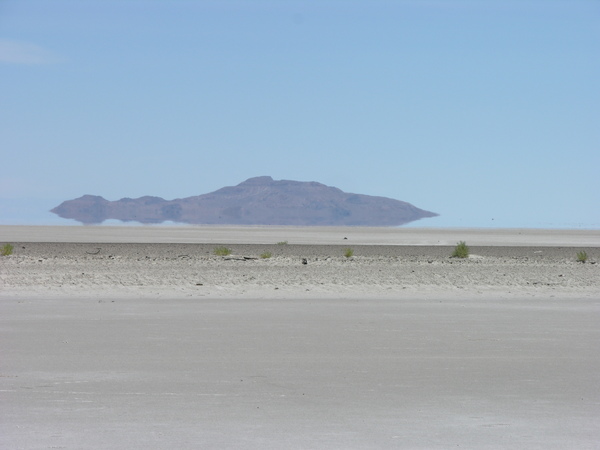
2 224 600 246
1 226 599 448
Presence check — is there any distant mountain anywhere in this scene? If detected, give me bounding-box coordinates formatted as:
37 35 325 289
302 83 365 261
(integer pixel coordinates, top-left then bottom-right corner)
51 176 438 226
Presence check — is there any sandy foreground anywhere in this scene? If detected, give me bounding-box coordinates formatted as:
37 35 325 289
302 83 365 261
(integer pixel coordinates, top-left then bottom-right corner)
1 226 599 449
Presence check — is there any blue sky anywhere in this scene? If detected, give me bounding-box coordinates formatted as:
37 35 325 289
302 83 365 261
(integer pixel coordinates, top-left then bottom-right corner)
1 0 598 228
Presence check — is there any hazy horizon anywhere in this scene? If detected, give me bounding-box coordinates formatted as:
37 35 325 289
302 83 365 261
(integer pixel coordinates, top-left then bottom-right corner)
2 175 598 229
2 1 598 229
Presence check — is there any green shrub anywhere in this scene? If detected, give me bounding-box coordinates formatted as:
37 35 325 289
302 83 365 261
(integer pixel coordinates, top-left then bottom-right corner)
277 241 288 245
1 244 13 256
344 248 354 258
260 251 272 259
576 251 588 263
451 241 469 258
213 246 232 256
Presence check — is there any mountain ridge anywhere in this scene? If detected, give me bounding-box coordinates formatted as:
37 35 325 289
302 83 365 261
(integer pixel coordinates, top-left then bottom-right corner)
51 176 438 226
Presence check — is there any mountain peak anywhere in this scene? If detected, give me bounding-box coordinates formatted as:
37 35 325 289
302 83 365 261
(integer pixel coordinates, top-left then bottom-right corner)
239 176 274 184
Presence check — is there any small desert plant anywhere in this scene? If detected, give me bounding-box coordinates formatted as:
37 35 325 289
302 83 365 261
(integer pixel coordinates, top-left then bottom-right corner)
576 251 588 263
260 251 272 259
451 241 469 258
277 241 288 245
1 244 14 256
344 248 354 258
213 246 232 256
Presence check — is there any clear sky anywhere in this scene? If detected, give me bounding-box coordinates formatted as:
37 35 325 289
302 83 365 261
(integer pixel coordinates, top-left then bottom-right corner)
1 0 598 228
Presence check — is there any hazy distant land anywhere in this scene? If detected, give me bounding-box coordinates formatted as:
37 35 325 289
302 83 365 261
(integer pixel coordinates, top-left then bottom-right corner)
50 176 438 226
